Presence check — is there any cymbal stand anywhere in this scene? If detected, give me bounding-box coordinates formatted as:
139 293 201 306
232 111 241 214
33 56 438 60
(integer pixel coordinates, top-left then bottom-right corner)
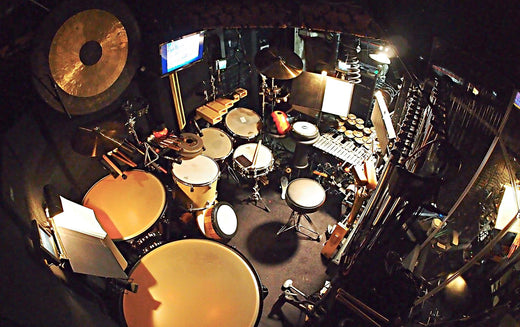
260 74 269 127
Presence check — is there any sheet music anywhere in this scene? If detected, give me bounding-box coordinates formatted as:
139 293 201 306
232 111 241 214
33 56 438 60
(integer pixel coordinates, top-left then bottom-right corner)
321 77 354 117
53 196 107 239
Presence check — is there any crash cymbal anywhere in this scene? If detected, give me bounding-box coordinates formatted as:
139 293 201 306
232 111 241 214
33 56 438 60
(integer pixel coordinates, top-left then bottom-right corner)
254 47 303 80
49 9 128 97
71 121 127 157
31 0 140 115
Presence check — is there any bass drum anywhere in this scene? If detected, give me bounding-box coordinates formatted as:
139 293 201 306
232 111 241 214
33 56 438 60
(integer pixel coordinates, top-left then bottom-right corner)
122 239 263 327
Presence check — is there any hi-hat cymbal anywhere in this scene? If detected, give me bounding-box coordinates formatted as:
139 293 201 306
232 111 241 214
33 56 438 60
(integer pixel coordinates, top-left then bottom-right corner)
49 9 128 97
71 121 127 157
254 47 303 80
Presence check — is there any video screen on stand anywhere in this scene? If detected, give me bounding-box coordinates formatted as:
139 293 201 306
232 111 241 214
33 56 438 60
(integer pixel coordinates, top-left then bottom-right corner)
160 31 204 76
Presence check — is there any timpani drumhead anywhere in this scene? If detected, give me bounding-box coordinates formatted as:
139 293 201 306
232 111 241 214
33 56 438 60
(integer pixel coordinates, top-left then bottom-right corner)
83 170 166 241
225 107 261 139
172 155 219 186
233 143 273 171
200 127 233 161
122 239 261 327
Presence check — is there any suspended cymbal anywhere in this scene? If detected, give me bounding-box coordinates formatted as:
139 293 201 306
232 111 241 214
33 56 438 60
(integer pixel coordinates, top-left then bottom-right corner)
71 121 127 157
49 9 128 97
254 47 303 80
31 0 141 115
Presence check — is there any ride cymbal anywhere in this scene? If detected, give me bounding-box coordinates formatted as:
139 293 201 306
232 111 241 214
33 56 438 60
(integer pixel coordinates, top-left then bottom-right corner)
254 47 303 80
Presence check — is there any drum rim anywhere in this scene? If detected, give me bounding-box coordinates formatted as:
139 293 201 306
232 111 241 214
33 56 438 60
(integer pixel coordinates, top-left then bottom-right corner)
82 169 166 241
233 143 274 170
119 239 264 327
200 127 234 161
286 178 326 211
171 155 220 187
225 107 261 140
211 201 238 239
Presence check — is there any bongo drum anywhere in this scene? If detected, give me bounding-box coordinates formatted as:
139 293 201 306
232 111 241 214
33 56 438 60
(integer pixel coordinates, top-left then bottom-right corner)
225 107 262 141
83 170 166 242
122 239 263 327
171 155 220 211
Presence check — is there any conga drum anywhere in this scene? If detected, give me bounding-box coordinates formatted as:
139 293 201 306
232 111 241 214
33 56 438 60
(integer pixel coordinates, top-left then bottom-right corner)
171 155 220 211
122 239 263 327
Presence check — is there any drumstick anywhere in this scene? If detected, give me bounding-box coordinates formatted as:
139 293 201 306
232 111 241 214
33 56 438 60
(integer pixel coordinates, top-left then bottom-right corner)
251 140 262 167
102 154 127 179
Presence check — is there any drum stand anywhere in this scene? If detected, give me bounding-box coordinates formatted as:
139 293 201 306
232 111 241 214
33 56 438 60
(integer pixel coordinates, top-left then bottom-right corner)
243 177 270 212
277 210 320 241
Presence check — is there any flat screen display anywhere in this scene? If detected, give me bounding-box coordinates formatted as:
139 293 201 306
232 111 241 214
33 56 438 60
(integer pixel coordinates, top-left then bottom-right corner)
160 31 204 76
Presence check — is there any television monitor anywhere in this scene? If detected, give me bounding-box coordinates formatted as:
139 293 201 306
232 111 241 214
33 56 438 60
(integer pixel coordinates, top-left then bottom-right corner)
160 31 204 76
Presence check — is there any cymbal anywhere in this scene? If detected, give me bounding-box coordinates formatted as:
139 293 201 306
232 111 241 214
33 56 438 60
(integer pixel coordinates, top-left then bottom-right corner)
178 133 204 159
49 9 128 97
71 121 127 157
31 0 141 115
254 47 303 80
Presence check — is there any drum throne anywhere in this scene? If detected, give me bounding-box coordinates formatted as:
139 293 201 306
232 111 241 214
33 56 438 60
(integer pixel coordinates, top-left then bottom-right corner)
276 178 326 242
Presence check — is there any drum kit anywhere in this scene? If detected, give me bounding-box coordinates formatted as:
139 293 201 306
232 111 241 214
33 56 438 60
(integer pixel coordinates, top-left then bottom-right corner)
36 5 319 323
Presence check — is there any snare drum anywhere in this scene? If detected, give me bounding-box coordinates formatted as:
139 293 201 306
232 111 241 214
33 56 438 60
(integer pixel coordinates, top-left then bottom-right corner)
225 107 262 140
122 239 263 327
172 155 220 211
233 143 274 179
83 170 166 242
200 127 233 161
196 201 238 241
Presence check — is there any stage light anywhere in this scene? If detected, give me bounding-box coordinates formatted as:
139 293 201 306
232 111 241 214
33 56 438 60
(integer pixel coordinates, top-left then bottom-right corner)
369 52 391 65
43 184 63 218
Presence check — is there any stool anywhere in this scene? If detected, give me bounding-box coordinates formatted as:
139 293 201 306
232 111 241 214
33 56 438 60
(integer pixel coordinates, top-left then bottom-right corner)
277 178 326 241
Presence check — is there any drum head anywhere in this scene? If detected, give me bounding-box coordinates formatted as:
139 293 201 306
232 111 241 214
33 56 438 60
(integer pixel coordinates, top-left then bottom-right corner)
214 202 238 237
233 143 273 170
123 239 261 327
83 170 166 241
200 128 233 160
286 178 326 211
292 121 319 140
225 107 261 139
172 155 219 186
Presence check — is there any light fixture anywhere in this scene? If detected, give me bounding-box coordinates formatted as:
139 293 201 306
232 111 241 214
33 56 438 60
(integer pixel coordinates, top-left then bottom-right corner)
43 184 63 218
369 52 391 65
